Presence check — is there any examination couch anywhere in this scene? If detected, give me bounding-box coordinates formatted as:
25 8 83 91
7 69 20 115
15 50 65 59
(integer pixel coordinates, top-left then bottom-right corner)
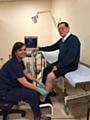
42 50 90 115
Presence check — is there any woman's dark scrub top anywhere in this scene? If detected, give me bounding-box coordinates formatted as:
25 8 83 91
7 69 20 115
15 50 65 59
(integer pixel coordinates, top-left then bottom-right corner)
0 57 25 99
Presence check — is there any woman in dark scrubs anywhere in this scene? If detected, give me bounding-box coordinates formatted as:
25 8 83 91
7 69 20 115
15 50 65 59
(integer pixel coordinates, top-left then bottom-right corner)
0 42 51 120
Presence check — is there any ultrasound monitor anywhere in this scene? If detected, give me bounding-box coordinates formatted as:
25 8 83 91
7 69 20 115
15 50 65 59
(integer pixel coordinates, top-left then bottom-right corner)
24 36 37 51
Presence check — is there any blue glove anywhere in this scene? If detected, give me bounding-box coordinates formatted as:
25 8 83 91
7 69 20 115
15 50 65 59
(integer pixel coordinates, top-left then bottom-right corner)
37 88 49 96
36 80 45 87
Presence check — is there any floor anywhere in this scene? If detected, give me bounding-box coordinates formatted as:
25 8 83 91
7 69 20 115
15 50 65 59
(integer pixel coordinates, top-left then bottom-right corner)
0 81 89 120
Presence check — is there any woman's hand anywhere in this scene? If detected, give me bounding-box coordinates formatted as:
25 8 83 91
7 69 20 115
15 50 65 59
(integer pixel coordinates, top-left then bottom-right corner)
37 88 49 96
36 80 45 87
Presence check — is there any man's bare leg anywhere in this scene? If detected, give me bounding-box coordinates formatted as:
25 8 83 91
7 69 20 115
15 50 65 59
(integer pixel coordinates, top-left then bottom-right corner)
40 72 56 102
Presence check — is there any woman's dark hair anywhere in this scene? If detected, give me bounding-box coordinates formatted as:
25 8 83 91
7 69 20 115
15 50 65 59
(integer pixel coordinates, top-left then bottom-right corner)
57 22 69 28
11 42 25 58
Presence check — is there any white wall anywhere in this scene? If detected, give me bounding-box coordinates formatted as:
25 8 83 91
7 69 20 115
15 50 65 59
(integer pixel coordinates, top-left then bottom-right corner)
0 0 90 65
0 0 52 62
51 0 90 65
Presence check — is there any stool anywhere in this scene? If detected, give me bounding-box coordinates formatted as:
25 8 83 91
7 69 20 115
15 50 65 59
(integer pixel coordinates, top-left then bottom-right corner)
0 100 26 120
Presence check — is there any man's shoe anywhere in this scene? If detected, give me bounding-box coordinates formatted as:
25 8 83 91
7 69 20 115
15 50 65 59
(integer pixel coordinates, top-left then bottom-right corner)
34 115 51 120
49 89 59 97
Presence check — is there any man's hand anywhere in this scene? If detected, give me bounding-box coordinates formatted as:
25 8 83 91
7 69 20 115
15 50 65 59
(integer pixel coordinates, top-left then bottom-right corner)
31 48 39 54
52 66 57 71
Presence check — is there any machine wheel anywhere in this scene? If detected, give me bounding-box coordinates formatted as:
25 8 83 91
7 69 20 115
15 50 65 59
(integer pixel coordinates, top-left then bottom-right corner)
21 111 26 117
64 104 69 115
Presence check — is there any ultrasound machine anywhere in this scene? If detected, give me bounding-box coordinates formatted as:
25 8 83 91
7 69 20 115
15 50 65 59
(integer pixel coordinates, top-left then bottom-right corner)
24 36 37 56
